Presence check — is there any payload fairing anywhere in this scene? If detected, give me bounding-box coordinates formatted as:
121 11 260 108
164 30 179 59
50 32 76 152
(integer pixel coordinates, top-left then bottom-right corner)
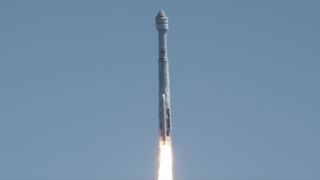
156 10 172 144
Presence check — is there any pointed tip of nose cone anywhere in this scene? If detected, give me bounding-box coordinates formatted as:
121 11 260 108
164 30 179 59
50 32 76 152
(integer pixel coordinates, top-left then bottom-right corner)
157 10 167 17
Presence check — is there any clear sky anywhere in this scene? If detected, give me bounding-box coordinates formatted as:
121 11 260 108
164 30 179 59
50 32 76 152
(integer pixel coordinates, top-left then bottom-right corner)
0 1 319 180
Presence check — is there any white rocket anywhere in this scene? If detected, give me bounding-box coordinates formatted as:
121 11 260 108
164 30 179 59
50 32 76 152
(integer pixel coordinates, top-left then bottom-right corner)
156 10 172 143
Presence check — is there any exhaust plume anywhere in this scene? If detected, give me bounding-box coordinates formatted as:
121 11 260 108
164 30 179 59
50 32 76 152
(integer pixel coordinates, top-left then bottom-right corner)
157 138 173 180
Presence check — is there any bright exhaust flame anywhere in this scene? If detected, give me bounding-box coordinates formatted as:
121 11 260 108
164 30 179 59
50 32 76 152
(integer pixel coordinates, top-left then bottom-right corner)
157 138 173 180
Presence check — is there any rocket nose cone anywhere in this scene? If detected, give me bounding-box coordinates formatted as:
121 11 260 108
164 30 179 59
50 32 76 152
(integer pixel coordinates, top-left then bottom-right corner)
157 10 167 17
156 10 169 29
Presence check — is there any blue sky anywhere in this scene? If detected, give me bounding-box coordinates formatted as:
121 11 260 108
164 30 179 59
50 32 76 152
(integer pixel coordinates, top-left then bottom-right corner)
0 1 319 179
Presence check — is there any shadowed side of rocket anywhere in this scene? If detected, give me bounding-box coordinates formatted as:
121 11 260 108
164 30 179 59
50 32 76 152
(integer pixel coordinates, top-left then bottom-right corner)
156 10 172 144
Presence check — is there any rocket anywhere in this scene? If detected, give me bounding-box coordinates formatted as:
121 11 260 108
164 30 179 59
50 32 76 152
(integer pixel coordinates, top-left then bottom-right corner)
156 10 172 143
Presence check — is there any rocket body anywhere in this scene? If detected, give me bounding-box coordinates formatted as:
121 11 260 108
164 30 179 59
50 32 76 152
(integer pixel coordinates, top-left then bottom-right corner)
156 10 172 143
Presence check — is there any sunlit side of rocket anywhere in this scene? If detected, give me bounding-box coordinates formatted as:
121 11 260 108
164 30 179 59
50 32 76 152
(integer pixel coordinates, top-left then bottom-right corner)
156 10 172 144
